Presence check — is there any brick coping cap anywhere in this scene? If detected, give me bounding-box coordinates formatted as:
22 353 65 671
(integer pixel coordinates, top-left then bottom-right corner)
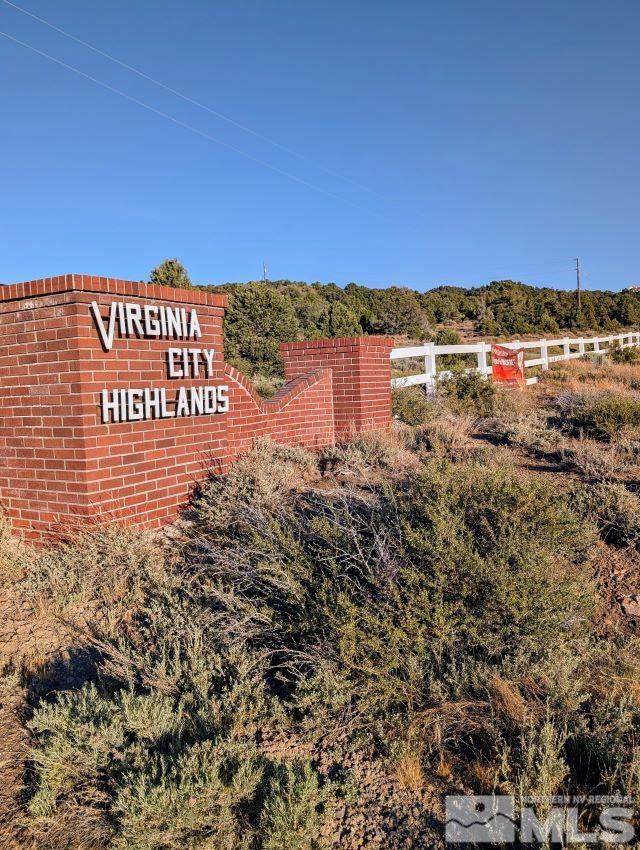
0 274 228 307
280 335 394 351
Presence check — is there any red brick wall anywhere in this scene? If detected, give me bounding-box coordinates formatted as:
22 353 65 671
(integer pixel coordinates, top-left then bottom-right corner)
0 276 392 539
0 286 88 534
225 365 335 458
281 336 394 436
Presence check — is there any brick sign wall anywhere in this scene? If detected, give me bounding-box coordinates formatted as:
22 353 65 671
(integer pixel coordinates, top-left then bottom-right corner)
0 275 393 539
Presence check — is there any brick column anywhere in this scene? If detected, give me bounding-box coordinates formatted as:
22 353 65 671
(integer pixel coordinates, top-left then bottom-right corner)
280 336 394 437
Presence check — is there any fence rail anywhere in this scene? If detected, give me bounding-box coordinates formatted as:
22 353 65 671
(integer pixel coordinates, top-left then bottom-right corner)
390 331 640 391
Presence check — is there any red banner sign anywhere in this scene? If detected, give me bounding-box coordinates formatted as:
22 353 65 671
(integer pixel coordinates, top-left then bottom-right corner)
491 344 525 387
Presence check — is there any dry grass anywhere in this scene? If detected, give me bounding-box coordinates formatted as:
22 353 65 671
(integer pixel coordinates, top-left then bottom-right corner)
552 384 640 442
487 675 527 725
617 425 640 464
250 373 285 399
320 426 422 479
413 412 475 460
22 524 166 634
561 436 628 480
196 437 318 532
0 672 32 850
411 701 492 748
595 667 640 710
465 759 498 793
552 384 623 417
394 751 425 791
490 360 640 480
493 384 540 416
543 357 640 393
434 755 454 783
573 481 640 548
485 409 566 457
0 513 29 587
588 641 640 708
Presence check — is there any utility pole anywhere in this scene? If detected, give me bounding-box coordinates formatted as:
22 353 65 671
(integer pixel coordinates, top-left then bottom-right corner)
262 261 268 284
575 257 581 312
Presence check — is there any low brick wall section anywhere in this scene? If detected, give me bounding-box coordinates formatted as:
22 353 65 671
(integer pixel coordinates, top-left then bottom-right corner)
281 337 394 436
0 275 393 539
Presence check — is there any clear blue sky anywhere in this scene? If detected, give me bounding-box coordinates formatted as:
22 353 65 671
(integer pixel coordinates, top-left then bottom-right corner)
1 0 639 291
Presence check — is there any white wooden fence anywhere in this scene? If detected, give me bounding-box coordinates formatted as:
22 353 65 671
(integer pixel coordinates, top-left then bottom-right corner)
391 331 640 391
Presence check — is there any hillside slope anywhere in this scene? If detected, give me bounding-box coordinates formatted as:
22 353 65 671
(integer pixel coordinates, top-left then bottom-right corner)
2 354 640 848
213 278 640 379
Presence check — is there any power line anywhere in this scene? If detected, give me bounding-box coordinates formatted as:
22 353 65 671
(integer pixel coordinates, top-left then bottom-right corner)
0 27 377 214
0 0 372 194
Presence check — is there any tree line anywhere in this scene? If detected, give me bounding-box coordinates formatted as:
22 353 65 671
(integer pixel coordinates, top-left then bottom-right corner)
150 259 640 376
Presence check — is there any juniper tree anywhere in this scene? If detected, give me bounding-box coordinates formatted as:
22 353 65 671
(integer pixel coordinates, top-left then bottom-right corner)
149 258 193 290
